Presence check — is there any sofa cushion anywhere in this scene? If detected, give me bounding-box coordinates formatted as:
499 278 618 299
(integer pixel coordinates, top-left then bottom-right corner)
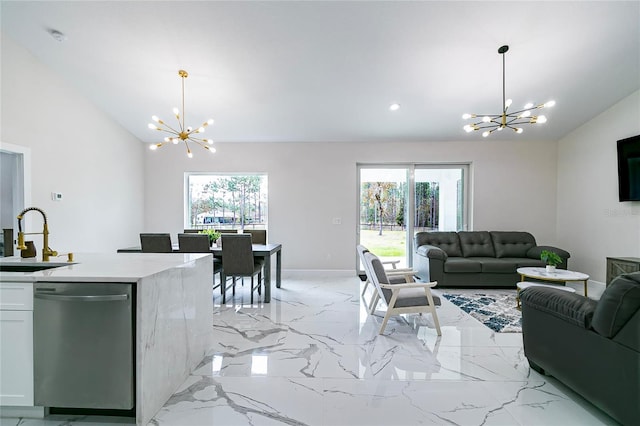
459 231 496 258
417 232 462 257
490 231 537 258
444 258 482 273
480 258 519 273
513 258 546 268
592 273 640 338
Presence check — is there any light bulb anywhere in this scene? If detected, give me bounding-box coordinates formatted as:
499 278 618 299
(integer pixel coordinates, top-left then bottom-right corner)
482 116 491 123
537 115 547 124
209 147 217 153
207 118 215 125
515 128 523 134
544 100 556 108
172 138 179 144
389 103 400 111
505 99 513 108
152 115 160 122
148 123 157 130
462 113 472 120
187 150 193 158
482 131 490 138
186 126 192 133
519 111 531 118
463 125 474 133
173 107 180 116
206 139 214 145
149 144 158 151
164 137 171 142
523 103 534 110
497 126 504 131
197 127 205 133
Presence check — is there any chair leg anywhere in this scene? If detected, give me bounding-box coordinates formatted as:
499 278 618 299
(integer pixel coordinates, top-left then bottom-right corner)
221 272 226 304
425 290 442 336
232 277 236 296
251 276 254 304
368 293 380 314
379 310 393 334
361 279 370 297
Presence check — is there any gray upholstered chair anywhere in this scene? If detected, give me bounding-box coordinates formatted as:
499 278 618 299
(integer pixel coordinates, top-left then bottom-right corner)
140 233 172 253
357 245 414 311
243 229 267 244
520 272 640 425
178 233 211 252
363 251 441 335
178 233 222 293
220 233 265 304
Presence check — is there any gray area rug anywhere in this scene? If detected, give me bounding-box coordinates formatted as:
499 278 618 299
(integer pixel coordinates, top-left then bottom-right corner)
442 291 522 333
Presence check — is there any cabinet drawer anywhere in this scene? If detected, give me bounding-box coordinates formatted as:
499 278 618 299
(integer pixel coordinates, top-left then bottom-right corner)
0 282 33 310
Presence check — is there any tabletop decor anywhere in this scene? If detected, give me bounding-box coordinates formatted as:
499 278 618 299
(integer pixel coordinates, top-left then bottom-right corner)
540 249 562 273
442 291 521 333
199 229 221 246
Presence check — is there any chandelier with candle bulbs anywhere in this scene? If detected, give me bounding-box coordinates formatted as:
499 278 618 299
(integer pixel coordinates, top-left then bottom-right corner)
462 45 555 138
148 70 216 158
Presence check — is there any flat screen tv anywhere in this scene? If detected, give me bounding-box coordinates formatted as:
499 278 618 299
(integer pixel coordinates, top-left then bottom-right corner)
617 135 640 201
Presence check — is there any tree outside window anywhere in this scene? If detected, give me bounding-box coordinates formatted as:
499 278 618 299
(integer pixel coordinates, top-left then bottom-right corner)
187 174 267 230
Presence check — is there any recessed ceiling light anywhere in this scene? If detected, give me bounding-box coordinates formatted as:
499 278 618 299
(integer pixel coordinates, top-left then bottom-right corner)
47 29 67 42
389 103 400 111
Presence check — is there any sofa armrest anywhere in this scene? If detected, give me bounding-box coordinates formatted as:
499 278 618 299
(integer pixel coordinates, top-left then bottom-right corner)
526 245 571 260
416 245 448 261
520 287 597 329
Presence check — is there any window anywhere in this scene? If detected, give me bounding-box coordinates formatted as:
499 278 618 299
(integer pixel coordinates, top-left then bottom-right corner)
185 173 268 230
358 164 468 270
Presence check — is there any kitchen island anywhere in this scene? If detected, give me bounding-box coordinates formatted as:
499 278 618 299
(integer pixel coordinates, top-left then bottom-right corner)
0 252 214 426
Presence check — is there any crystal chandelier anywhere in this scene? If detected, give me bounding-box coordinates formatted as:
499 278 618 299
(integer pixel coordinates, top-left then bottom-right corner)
148 70 216 157
462 45 555 138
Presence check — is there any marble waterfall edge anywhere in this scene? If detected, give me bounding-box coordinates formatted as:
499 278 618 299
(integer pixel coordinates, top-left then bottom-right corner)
136 255 213 426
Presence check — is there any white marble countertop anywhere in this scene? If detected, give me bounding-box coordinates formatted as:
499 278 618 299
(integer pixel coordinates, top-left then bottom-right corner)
0 252 211 282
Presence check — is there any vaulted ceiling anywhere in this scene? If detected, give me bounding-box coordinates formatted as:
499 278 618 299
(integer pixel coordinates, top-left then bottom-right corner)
2 1 639 144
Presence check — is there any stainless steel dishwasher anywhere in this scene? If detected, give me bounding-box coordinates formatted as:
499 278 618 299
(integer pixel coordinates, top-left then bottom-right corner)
34 282 134 410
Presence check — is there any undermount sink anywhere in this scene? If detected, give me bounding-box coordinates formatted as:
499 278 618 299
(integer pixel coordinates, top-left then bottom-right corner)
0 263 72 273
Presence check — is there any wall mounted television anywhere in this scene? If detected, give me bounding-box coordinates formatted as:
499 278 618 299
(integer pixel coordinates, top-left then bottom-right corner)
617 135 640 202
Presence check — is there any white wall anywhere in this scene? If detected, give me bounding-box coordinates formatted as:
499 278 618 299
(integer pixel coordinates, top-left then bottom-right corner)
557 91 640 283
145 139 558 270
1 35 145 254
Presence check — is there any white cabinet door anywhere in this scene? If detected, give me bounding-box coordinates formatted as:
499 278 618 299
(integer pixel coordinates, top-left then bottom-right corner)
0 309 34 406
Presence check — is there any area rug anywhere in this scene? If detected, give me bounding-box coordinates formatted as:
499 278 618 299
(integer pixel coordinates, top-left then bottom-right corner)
442 292 522 333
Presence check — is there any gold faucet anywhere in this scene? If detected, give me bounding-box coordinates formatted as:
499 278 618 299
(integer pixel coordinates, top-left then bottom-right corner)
16 207 58 262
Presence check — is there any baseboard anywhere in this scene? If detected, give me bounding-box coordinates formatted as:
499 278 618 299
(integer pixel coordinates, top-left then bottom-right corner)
0 406 46 418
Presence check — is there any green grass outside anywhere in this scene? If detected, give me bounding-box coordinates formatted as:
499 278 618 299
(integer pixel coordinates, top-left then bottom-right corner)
360 229 406 257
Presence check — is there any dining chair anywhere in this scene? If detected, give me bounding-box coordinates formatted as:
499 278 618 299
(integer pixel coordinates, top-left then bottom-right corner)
178 233 222 291
363 251 441 335
182 229 202 234
140 233 172 253
242 229 267 244
219 233 265 304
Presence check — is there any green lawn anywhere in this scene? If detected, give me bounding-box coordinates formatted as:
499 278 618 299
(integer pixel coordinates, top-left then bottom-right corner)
360 229 406 257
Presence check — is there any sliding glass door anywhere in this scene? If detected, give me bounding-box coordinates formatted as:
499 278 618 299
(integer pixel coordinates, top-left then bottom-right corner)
358 164 468 271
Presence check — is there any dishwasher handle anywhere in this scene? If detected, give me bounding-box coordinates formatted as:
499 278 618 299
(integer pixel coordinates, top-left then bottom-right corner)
34 293 129 302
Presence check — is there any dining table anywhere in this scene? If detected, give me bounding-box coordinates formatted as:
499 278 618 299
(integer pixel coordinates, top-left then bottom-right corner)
117 243 282 302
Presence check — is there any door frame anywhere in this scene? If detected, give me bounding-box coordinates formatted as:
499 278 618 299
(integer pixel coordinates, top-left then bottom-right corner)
356 162 470 274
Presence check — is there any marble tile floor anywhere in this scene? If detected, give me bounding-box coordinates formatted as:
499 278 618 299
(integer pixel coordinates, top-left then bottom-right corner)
2 272 616 426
